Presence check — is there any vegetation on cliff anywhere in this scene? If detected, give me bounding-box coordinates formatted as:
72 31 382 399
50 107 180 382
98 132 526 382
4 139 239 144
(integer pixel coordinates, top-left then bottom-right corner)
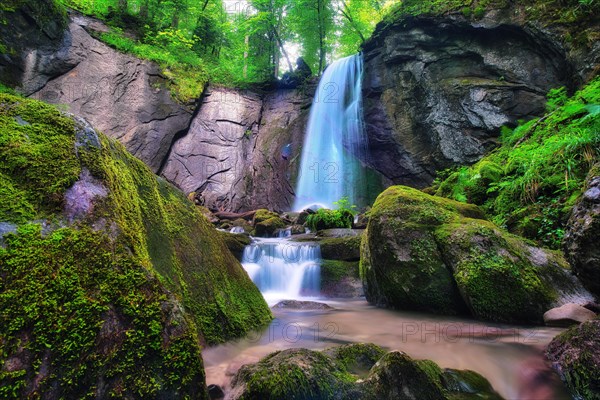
0 93 272 397
435 78 600 249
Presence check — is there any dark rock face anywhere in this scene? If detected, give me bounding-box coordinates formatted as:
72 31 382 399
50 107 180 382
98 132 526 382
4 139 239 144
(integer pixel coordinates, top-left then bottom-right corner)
546 318 600 399
0 1 70 94
162 85 314 212
362 16 573 187
564 166 600 297
29 15 193 173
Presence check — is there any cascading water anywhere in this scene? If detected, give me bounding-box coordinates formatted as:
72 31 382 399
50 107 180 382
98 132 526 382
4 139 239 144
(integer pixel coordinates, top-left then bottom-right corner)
294 54 368 211
242 238 321 304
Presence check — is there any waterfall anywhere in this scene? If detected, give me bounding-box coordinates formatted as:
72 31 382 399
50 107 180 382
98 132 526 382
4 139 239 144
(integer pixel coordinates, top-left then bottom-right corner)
242 238 321 304
294 54 368 211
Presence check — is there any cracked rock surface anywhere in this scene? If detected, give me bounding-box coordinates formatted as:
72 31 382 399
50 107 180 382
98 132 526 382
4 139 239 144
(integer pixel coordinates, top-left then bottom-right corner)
26 15 194 173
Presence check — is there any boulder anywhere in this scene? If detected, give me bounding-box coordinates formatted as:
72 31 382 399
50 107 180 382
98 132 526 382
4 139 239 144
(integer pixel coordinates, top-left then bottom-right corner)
363 351 502 400
546 318 600 399
218 231 251 261
252 209 285 237
564 165 600 297
321 260 363 298
0 94 272 398
320 236 362 261
543 303 597 327
229 349 355 400
271 300 333 310
229 347 503 400
361 186 593 323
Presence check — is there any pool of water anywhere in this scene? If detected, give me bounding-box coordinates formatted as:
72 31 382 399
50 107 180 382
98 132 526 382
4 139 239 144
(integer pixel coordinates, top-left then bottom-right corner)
203 298 570 399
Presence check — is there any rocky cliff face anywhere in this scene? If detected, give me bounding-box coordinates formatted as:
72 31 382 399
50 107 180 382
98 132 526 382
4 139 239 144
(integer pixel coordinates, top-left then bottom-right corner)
361 11 594 187
161 85 314 213
1 7 194 173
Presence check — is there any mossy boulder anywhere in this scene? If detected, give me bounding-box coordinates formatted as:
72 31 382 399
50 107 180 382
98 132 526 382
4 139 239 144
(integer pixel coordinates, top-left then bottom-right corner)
229 349 356 400
362 351 502 400
362 186 590 323
0 94 272 397
361 186 477 315
230 346 503 400
546 318 600 399
321 259 362 298
252 209 285 237
324 343 386 377
218 230 251 260
320 235 361 261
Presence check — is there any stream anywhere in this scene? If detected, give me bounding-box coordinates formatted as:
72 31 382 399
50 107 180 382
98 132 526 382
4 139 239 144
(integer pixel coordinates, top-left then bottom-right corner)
203 237 572 399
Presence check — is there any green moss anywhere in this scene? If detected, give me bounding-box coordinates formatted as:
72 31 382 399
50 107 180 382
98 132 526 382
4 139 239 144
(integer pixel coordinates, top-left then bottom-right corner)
325 343 386 377
305 208 354 232
321 259 360 289
233 349 356 400
0 225 206 399
218 230 251 260
434 78 600 248
95 137 272 344
320 236 362 261
546 319 600 400
0 94 271 349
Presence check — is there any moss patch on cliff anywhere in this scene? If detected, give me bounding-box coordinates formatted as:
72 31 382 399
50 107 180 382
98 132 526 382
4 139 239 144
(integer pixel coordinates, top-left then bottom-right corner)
435 78 600 249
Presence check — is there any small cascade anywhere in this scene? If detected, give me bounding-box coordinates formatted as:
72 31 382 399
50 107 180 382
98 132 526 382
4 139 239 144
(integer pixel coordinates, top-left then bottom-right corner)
242 238 321 304
294 53 369 211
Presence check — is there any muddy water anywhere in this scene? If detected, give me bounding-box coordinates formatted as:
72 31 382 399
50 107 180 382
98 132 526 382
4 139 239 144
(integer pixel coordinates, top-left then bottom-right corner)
203 298 570 399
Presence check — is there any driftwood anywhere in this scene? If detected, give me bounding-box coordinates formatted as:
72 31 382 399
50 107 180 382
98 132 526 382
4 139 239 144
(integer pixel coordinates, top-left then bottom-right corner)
213 210 257 221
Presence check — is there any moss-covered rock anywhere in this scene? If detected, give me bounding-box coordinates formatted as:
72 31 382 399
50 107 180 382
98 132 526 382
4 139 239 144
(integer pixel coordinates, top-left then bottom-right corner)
229 349 356 400
218 230 251 260
324 343 386 378
546 318 600 399
320 235 361 261
230 346 503 400
321 259 362 298
252 209 285 237
0 94 272 397
360 186 476 315
362 185 590 323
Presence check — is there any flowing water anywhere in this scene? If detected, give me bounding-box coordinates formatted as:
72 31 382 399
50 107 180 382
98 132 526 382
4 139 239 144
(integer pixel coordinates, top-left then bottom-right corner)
205 237 572 399
294 54 369 211
241 238 321 304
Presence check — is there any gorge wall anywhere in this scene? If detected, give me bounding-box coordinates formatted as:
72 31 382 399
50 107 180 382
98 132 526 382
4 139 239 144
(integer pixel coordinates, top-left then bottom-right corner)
161 85 315 213
3 4 598 212
361 10 598 188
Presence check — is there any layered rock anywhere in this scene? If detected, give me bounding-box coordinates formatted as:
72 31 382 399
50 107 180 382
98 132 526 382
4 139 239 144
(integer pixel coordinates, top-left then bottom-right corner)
361 12 585 187
564 165 600 297
161 85 314 212
361 186 593 323
0 94 271 397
